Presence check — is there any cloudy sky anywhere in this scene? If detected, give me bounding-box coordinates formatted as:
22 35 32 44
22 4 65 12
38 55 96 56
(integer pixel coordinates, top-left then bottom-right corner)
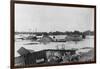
15 4 94 32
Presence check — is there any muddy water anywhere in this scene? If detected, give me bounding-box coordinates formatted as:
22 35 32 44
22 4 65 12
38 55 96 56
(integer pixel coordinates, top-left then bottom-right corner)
15 35 94 57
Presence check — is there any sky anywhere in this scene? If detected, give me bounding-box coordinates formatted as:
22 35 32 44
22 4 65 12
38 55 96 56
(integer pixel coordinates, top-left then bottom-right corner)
15 4 94 32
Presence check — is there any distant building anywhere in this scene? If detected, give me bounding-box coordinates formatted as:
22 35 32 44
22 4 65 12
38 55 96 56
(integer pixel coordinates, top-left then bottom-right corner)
65 34 83 41
50 35 67 42
38 36 54 44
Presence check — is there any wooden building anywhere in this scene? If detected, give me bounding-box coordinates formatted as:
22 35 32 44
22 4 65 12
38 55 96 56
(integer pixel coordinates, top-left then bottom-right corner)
24 49 76 65
15 47 76 66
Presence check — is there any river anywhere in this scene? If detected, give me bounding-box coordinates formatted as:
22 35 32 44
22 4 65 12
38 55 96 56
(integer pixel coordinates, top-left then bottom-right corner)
15 35 94 57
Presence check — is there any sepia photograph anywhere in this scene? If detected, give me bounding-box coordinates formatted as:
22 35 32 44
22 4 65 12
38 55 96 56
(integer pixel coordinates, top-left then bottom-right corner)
11 1 96 68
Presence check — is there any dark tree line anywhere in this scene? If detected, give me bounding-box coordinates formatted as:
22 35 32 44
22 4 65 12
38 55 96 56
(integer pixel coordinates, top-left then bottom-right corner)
15 30 94 36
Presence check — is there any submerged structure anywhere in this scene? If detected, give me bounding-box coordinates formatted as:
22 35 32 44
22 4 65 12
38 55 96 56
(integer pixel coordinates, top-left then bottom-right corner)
15 47 76 66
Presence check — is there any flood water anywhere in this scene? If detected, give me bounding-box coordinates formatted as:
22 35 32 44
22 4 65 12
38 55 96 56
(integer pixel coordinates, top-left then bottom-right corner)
15 35 94 57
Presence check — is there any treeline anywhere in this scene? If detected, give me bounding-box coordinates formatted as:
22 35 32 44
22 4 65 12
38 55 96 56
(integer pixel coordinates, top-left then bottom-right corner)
15 30 94 36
